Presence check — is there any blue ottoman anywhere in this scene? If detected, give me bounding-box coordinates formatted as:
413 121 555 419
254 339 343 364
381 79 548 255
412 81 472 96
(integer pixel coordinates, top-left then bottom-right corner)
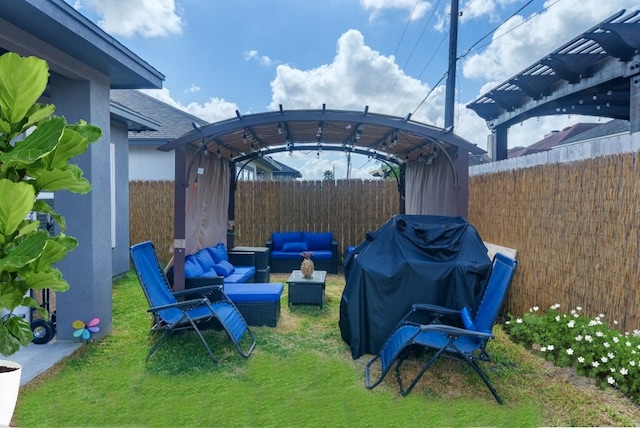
224 283 284 327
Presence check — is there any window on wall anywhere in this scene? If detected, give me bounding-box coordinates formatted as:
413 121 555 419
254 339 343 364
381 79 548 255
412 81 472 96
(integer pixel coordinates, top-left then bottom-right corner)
239 166 255 181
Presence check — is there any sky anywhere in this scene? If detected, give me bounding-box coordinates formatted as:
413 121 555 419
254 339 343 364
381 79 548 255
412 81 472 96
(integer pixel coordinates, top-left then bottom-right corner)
69 0 636 179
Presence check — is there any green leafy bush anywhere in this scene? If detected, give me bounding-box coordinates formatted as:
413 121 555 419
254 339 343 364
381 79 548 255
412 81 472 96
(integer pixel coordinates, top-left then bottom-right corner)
504 304 640 403
0 52 101 356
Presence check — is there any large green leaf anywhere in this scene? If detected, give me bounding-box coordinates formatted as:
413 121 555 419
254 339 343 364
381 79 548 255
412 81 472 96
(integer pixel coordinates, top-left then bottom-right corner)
36 238 69 269
0 283 28 311
28 164 91 193
0 52 48 125
22 103 55 131
67 120 102 144
52 234 78 252
0 230 48 273
3 316 33 347
0 179 35 236
20 269 70 292
0 116 64 167
0 324 23 356
32 199 66 232
43 126 89 169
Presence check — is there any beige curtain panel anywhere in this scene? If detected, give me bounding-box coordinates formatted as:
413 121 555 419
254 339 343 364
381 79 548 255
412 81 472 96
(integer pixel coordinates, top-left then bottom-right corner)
185 146 230 254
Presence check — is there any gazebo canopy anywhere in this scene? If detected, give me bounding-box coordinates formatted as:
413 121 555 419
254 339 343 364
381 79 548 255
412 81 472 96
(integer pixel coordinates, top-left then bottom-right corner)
158 106 485 167
159 107 485 292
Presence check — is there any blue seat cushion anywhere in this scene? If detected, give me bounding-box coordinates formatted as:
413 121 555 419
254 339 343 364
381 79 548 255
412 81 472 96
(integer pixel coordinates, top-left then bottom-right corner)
270 250 332 260
270 250 302 260
303 232 333 251
272 232 303 250
222 266 255 283
224 283 284 303
307 250 333 260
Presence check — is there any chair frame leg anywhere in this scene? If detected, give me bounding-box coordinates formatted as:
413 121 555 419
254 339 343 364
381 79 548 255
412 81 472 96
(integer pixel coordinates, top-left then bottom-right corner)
394 339 504 404
395 345 447 396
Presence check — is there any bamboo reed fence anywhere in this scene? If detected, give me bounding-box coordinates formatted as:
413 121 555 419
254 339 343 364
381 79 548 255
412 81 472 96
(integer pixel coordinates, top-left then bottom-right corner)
130 151 640 331
234 179 399 258
129 179 399 265
469 152 640 332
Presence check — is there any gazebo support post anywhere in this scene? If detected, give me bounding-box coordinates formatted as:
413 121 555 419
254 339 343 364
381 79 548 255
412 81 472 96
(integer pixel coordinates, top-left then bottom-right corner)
172 145 187 292
227 161 236 249
455 148 469 218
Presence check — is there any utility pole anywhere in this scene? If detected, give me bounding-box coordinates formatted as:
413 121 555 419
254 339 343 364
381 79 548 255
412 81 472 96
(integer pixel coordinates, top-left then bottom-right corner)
444 0 459 129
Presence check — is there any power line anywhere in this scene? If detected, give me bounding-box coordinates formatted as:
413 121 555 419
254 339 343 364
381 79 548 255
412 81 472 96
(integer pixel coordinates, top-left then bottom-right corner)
410 0 557 117
380 0 443 106
458 0 561 60
372 0 423 103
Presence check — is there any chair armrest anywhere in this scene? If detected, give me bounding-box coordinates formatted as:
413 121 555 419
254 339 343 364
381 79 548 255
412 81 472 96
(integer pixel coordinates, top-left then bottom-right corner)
147 298 208 313
173 284 222 298
420 324 494 340
412 303 461 317
228 251 255 267
266 238 274 250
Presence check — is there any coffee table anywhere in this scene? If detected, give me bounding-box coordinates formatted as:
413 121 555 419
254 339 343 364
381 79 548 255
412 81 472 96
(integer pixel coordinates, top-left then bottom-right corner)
287 270 327 308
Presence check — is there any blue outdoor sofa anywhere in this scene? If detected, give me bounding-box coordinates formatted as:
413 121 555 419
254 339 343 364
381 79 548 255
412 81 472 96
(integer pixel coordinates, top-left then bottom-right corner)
168 243 256 287
266 231 339 274
166 242 284 327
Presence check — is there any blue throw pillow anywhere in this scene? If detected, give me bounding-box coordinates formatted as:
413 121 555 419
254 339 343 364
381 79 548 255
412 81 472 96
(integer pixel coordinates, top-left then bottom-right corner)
206 243 228 263
272 232 302 250
193 248 215 271
213 260 235 277
282 241 308 252
184 255 204 278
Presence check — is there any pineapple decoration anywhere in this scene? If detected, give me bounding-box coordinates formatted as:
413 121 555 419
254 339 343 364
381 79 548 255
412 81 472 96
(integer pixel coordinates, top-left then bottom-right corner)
300 251 315 278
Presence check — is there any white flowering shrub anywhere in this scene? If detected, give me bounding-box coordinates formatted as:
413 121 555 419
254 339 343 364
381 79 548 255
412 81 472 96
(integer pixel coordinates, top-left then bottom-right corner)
504 304 640 403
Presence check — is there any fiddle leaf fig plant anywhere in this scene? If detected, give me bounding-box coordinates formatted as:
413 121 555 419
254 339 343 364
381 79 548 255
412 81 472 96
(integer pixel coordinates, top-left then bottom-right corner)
0 52 101 356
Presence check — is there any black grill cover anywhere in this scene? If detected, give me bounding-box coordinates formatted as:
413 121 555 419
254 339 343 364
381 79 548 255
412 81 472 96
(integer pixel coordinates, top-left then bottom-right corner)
339 215 492 359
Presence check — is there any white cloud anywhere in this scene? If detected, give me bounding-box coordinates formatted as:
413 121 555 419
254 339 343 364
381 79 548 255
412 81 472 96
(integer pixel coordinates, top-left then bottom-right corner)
81 0 183 37
185 85 200 93
140 88 240 123
269 29 443 124
360 0 431 21
243 50 274 67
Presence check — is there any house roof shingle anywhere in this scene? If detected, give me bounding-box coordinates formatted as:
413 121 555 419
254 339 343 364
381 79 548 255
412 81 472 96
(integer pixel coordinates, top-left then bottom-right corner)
110 89 208 142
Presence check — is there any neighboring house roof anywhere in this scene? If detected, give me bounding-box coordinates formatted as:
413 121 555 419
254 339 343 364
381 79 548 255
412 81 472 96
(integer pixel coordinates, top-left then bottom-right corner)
110 101 161 132
111 89 208 143
513 123 600 157
0 0 163 89
555 119 630 147
270 158 302 179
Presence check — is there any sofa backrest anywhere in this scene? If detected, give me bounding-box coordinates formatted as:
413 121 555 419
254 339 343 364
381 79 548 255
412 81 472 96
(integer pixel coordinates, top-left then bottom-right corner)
272 232 303 251
303 232 333 251
271 231 334 251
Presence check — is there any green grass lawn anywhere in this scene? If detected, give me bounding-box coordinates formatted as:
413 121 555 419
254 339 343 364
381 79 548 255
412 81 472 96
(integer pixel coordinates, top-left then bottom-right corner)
13 272 640 427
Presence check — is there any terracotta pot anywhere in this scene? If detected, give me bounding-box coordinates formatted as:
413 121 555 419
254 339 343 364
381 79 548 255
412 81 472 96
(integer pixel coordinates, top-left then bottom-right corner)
0 359 22 426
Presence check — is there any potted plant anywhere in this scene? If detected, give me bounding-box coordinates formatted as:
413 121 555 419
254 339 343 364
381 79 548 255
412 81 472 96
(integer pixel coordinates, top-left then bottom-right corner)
0 51 101 425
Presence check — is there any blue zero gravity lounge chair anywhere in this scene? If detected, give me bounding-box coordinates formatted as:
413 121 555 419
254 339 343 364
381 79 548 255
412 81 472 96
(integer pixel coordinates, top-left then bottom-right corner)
364 252 517 404
130 241 256 363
